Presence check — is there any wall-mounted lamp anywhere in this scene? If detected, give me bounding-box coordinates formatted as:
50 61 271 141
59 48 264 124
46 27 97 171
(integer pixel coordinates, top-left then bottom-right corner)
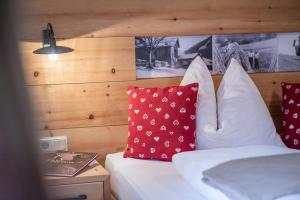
33 23 73 61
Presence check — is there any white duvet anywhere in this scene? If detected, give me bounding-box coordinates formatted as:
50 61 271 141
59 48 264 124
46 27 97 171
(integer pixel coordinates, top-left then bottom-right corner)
172 145 300 200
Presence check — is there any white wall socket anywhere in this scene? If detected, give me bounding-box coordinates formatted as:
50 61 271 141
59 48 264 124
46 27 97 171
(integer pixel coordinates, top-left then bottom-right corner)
40 136 68 152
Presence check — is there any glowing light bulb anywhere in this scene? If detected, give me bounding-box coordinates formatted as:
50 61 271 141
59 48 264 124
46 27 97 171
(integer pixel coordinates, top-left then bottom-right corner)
48 54 59 61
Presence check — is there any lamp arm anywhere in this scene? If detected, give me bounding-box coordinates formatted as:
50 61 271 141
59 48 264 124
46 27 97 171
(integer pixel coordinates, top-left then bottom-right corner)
47 23 56 47
47 23 54 36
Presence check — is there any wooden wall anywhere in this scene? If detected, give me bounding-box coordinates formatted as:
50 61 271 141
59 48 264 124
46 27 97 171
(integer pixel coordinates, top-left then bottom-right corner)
20 0 300 164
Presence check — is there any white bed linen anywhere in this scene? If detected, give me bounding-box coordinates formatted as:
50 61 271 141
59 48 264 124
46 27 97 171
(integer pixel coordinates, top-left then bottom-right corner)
105 152 207 200
180 56 218 149
216 59 284 148
173 145 300 200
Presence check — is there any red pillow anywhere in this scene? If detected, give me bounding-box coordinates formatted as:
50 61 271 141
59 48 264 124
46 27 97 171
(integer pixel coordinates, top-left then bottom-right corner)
124 83 198 161
280 82 300 149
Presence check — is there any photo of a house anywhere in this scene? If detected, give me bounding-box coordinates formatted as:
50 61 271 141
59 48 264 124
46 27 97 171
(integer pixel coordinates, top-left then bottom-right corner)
135 36 212 79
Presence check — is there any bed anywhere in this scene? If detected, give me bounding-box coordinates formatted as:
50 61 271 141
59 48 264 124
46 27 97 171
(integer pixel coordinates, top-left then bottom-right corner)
105 152 206 200
106 145 300 200
106 58 300 200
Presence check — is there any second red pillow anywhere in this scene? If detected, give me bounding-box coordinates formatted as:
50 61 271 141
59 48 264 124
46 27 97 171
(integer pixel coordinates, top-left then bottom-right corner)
124 83 198 161
280 82 300 149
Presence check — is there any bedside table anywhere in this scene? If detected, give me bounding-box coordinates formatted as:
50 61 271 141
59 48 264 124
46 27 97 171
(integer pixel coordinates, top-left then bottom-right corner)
45 161 110 200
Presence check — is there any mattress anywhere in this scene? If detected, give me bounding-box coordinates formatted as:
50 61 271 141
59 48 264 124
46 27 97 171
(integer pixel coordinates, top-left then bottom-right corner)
105 152 206 200
106 150 300 200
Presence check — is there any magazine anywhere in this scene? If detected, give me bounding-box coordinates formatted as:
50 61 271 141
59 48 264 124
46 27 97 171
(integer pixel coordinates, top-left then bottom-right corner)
42 151 98 177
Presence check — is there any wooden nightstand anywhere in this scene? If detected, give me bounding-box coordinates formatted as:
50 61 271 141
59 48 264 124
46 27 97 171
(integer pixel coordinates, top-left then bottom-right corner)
45 161 110 200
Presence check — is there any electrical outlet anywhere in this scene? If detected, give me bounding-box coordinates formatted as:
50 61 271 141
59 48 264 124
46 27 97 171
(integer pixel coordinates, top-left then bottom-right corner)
40 136 68 152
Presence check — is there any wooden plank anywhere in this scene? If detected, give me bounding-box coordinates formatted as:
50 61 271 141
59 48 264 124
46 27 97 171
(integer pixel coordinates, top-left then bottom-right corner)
40 125 128 165
23 0 300 15
30 72 300 130
29 77 182 130
20 0 300 40
21 37 135 85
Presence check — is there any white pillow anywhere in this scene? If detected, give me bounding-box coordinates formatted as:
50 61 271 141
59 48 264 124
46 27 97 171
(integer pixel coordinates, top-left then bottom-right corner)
217 58 285 147
180 56 218 149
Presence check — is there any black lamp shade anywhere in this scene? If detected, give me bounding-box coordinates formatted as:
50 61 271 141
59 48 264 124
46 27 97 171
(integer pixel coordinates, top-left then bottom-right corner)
33 46 73 54
33 23 73 55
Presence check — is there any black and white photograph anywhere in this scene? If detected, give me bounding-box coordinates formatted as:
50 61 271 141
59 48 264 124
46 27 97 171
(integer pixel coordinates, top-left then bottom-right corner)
277 32 300 72
135 32 300 79
135 36 212 79
212 33 278 74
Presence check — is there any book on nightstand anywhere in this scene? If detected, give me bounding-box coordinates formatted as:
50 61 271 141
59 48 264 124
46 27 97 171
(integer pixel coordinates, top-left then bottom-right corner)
42 151 98 177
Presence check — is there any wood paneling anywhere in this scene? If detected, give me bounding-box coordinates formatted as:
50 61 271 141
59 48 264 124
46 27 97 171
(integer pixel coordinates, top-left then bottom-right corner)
21 0 300 163
29 77 182 130
33 72 300 161
21 37 135 85
21 0 300 40
30 73 300 130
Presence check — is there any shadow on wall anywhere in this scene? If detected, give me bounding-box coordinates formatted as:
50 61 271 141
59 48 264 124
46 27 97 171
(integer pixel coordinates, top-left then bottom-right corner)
20 0 178 41
269 89 282 132
20 0 300 41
